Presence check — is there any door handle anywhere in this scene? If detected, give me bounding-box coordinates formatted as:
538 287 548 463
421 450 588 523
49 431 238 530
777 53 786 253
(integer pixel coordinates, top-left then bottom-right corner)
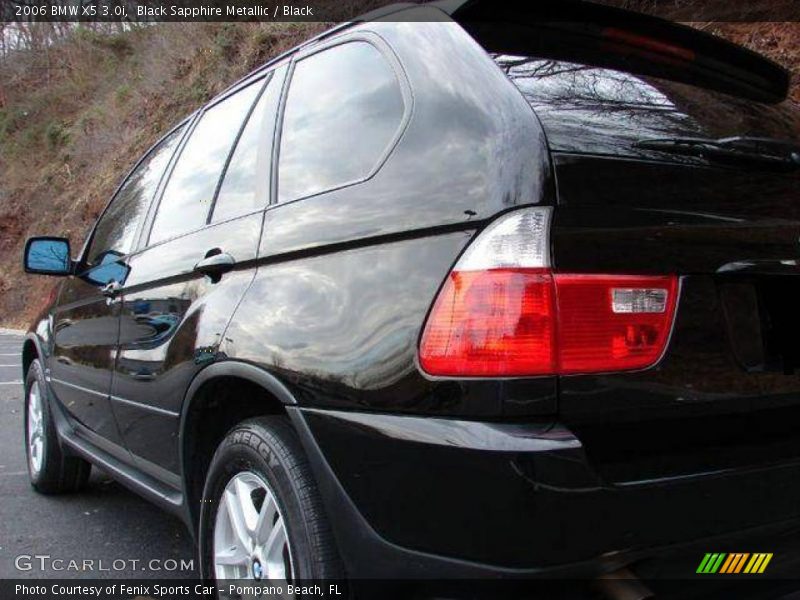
101 280 122 298
132 372 155 381
194 251 235 283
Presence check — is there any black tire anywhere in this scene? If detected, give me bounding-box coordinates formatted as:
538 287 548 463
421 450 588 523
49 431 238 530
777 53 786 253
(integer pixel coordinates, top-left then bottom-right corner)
199 416 343 589
24 359 91 494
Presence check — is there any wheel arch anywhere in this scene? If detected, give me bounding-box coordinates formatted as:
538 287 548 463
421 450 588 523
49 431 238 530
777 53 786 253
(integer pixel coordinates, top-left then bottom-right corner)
182 361 298 410
22 334 43 380
178 361 300 533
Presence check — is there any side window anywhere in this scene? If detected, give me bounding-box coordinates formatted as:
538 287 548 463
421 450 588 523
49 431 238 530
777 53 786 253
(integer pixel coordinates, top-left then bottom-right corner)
278 42 405 203
148 80 262 245
212 66 286 223
86 125 184 266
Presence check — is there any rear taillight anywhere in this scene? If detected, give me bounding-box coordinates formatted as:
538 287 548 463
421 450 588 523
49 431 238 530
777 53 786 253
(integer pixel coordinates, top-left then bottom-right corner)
554 273 678 374
419 208 679 377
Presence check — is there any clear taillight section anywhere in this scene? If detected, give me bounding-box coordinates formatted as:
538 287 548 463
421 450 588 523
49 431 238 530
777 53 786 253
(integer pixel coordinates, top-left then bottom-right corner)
456 208 551 270
419 208 679 377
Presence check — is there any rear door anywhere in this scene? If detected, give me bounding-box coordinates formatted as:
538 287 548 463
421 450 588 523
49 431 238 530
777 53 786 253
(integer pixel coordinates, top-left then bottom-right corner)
50 126 185 453
110 66 286 481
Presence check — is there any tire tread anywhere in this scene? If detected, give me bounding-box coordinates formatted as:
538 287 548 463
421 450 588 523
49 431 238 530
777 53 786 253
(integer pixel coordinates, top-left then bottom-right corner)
201 416 343 582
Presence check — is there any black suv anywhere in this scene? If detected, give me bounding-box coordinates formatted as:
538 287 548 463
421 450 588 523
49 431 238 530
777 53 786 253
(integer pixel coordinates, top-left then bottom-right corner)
20 0 800 589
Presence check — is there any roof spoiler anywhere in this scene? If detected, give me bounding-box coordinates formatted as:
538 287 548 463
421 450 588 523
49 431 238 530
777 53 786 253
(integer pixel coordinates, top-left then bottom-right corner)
436 0 790 103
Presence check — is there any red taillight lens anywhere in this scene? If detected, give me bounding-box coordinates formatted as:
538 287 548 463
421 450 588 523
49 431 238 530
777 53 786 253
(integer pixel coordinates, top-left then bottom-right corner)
419 269 678 377
554 274 679 374
419 268 556 377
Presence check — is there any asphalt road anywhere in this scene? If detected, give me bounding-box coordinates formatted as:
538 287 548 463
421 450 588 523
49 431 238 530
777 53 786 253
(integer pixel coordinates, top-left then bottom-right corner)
0 330 196 580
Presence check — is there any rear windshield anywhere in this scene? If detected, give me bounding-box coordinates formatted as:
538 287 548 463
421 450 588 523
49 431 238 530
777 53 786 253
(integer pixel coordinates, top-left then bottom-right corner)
494 55 800 161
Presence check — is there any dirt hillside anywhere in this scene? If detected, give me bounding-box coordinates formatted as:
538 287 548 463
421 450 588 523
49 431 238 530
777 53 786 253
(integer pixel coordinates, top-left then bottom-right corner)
0 23 326 327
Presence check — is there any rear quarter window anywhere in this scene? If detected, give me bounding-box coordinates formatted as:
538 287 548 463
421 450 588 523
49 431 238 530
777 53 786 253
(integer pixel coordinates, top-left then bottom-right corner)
278 41 405 203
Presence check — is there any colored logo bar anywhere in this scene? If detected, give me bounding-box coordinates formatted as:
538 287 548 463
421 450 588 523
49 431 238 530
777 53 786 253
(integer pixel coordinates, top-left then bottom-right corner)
697 553 773 574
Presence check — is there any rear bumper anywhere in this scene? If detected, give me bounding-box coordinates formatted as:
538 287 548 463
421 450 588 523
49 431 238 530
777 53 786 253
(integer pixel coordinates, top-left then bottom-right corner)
287 406 800 578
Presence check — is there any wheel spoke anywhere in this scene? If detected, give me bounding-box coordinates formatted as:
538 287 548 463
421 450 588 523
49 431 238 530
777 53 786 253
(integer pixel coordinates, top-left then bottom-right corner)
254 492 277 545
225 487 253 554
263 516 285 560
29 401 39 429
262 516 289 580
215 545 249 567
27 382 44 475
234 476 259 533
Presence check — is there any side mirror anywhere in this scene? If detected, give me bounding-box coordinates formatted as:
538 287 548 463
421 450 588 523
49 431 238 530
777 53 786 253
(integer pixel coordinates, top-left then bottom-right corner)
83 251 130 287
24 237 72 276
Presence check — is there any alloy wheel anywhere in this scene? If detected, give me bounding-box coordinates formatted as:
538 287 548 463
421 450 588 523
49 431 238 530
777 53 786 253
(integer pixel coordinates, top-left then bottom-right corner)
213 471 293 581
27 381 44 476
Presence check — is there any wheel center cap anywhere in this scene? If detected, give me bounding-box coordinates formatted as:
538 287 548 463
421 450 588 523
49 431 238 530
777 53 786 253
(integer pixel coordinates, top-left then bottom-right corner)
251 559 263 580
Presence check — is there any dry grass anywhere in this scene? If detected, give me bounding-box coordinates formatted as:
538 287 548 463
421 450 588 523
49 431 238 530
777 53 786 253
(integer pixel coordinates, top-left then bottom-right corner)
704 22 800 103
0 22 326 327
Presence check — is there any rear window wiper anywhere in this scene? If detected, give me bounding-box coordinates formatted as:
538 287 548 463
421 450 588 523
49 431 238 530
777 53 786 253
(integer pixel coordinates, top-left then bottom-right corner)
634 136 800 171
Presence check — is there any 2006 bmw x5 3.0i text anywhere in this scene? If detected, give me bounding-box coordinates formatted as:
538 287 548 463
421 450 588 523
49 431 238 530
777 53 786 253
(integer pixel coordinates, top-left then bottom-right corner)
19 0 800 590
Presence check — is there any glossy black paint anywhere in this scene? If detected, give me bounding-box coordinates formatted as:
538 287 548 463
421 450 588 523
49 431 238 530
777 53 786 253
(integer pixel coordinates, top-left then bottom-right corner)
21 5 800 578
551 156 800 415
258 22 551 257
227 19 555 417
51 265 128 450
297 406 800 570
112 213 263 476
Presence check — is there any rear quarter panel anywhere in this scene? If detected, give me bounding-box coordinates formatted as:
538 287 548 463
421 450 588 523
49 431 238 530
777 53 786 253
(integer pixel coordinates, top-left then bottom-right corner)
223 18 556 417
